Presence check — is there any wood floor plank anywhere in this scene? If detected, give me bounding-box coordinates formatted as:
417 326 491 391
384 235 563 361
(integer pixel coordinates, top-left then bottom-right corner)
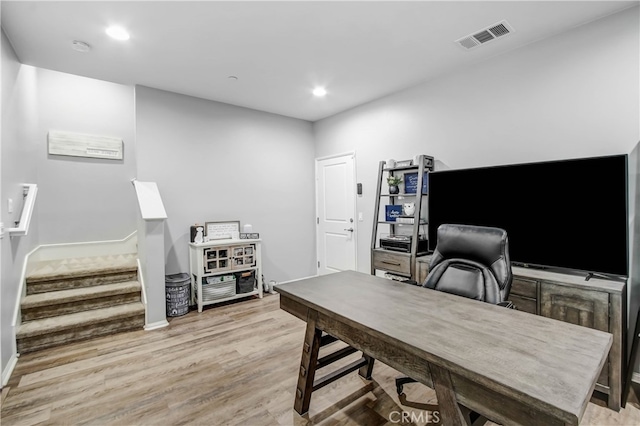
0 404 51 426
2 373 105 415
2 293 639 425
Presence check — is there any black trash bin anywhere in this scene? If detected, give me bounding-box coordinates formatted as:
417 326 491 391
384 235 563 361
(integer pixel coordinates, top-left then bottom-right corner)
165 273 191 317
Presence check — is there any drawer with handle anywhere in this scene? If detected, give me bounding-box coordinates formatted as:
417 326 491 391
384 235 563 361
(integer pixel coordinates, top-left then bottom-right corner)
372 249 411 275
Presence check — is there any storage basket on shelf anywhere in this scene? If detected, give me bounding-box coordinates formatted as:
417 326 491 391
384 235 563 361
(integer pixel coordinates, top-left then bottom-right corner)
199 274 236 302
235 270 257 294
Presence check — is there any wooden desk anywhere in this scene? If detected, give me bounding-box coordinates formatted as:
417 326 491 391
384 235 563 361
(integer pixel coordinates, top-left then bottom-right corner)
276 271 613 426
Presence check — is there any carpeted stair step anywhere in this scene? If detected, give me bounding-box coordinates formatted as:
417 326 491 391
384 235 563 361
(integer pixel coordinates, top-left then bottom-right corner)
26 254 137 295
21 281 142 321
16 302 145 354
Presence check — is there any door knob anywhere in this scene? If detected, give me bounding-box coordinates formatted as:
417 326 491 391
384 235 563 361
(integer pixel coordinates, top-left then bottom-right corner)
344 228 354 232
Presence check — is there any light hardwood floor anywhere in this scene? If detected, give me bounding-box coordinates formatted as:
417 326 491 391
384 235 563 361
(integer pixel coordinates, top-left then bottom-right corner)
2 293 640 425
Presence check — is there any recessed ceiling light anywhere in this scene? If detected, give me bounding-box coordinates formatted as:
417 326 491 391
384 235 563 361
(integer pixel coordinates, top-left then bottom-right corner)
106 26 130 41
71 40 91 52
313 87 327 97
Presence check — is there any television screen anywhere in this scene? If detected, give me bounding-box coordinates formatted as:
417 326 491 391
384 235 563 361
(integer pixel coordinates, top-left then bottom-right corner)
428 154 628 278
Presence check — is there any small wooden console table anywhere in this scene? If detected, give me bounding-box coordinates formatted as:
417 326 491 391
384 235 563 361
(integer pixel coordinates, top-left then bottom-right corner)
188 238 262 312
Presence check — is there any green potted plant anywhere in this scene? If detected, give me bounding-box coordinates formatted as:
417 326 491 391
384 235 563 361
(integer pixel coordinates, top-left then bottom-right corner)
387 175 402 194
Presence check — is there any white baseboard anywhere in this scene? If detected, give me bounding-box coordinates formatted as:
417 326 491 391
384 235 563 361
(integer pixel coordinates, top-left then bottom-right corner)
275 274 319 286
632 372 640 385
144 320 169 331
1 353 19 388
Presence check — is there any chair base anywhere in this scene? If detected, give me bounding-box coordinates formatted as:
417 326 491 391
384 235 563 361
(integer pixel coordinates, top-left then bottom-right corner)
395 375 417 395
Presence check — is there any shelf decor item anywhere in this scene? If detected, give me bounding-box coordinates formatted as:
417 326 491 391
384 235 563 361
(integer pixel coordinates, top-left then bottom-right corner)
385 205 403 222
387 175 403 194
194 227 204 244
190 224 204 243
403 202 415 216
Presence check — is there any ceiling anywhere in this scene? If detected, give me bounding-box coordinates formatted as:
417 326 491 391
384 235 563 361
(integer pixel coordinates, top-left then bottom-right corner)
2 1 637 122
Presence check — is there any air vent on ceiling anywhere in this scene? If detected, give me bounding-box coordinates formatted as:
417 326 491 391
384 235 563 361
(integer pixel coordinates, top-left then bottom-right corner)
455 20 514 50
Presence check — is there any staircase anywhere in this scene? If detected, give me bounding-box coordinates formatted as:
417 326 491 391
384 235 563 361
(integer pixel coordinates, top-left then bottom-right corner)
16 253 145 354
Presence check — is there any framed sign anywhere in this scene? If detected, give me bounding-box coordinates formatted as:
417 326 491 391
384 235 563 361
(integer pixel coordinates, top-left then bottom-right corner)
205 221 240 240
240 233 260 240
385 205 402 222
404 172 428 194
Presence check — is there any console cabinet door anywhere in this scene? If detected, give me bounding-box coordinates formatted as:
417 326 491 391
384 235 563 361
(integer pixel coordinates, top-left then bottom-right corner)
540 282 610 385
540 282 609 330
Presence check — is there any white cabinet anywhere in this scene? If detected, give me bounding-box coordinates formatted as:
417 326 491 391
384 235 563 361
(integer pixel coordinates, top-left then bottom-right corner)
188 239 263 312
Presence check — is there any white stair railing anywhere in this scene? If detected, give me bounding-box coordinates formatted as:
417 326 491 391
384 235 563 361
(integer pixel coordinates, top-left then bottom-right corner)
9 183 38 237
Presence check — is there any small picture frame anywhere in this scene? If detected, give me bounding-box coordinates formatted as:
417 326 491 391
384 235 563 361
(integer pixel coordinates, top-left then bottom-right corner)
240 232 260 239
205 221 240 240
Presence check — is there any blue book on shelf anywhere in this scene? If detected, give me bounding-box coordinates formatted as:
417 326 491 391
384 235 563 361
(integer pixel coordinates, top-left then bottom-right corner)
404 172 428 194
385 205 403 222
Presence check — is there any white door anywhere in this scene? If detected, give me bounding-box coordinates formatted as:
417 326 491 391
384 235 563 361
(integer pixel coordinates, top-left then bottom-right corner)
316 153 357 275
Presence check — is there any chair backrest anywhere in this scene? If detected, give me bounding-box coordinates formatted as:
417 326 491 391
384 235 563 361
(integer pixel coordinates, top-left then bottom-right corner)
423 224 512 304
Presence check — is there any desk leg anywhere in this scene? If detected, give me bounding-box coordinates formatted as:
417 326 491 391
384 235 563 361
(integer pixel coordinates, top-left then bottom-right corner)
358 354 375 380
294 313 322 415
430 364 471 426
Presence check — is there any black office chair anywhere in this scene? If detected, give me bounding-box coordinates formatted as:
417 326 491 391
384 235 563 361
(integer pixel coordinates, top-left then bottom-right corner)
396 224 514 420
423 223 512 305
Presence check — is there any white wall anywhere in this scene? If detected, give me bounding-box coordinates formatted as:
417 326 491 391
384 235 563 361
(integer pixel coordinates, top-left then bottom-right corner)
135 86 317 283
34 69 137 244
1 30 39 381
314 7 640 276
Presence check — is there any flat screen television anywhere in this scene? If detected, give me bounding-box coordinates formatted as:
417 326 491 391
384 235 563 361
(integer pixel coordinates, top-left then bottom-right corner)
428 154 628 279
